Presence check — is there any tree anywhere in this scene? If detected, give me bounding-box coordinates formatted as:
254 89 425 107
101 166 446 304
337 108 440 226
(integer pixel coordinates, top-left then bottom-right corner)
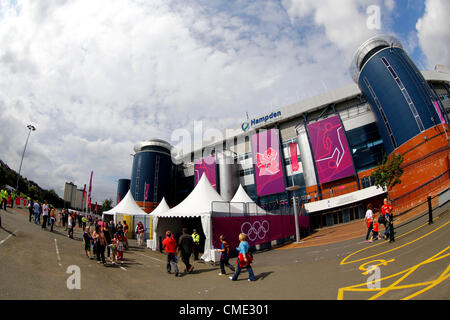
102 199 113 211
372 153 405 199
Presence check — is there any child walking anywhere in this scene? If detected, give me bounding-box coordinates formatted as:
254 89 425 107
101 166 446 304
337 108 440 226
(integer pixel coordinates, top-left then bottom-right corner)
218 235 235 276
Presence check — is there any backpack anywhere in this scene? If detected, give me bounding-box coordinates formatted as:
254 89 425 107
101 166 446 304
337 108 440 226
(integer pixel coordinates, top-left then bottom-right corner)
378 215 386 224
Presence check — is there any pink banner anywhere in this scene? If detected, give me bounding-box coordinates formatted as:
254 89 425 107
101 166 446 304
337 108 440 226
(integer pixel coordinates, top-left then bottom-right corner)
212 215 310 250
290 143 300 172
144 183 150 201
433 101 446 124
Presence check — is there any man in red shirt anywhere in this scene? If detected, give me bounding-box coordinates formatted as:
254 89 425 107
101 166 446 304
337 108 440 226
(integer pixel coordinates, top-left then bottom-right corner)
381 198 394 241
162 231 179 277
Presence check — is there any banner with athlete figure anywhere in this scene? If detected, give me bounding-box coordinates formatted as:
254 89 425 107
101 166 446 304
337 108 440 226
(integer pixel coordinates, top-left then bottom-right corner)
194 155 217 190
307 115 355 184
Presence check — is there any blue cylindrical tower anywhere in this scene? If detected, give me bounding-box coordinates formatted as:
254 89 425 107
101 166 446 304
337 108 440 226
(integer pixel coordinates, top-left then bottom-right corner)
351 35 441 155
130 139 174 212
116 179 131 204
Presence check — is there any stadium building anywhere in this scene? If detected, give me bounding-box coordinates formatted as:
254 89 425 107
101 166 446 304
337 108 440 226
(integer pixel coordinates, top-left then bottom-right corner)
126 35 450 232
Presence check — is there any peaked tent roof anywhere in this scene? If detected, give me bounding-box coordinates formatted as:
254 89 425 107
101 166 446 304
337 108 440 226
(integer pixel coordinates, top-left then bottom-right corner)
150 197 170 216
103 190 148 216
156 173 224 218
230 184 266 214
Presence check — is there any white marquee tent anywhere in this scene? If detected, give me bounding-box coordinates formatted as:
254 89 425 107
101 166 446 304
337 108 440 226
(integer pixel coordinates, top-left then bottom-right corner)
230 184 267 214
102 190 148 224
151 173 224 261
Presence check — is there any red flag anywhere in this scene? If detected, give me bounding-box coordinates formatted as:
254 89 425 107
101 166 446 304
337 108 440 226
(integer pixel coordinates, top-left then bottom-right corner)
88 171 93 200
82 184 86 203
290 143 300 172
118 192 121 203
94 202 98 213
88 197 91 209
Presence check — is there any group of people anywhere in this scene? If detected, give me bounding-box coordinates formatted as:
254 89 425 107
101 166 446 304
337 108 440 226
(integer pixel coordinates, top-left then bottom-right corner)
364 198 394 243
82 221 128 265
0 188 18 210
162 228 256 281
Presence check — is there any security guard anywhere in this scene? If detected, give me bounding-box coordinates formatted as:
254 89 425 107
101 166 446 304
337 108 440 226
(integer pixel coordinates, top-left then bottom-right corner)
192 229 200 260
1 189 7 210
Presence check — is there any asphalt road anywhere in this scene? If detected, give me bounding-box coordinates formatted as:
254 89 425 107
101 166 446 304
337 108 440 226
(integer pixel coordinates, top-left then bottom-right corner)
0 204 448 300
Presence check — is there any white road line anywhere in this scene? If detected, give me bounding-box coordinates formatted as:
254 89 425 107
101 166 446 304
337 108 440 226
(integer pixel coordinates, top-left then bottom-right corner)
120 266 127 271
54 239 62 267
0 229 19 246
137 252 164 263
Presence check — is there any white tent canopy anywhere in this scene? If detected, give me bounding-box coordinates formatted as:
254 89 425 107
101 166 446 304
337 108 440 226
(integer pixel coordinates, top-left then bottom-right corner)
151 173 224 261
230 184 267 214
102 190 148 224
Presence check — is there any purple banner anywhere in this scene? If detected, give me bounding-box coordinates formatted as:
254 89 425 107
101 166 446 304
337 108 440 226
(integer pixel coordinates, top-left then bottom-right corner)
307 115 355 184
194 155 217 190
251 129 285 197
212 215 310 250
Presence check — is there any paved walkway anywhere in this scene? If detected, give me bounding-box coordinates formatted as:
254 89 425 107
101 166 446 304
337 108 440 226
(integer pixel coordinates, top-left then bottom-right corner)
280 197 445 250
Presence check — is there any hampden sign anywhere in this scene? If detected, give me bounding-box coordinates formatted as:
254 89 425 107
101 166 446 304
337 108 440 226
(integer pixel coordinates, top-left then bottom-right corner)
242 111 282 132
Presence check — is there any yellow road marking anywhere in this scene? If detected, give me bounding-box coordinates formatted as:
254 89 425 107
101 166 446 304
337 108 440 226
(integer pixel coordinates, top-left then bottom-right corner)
340 219 448 266
337 246 450 300
359 259 395 275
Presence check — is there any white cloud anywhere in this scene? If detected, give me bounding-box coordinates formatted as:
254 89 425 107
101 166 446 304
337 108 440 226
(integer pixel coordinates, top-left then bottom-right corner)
0 0 396 203
416 0 450 68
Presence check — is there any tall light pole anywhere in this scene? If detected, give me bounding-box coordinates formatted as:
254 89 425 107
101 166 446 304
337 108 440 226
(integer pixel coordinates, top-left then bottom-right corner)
16 124 36 193
286 184 301 243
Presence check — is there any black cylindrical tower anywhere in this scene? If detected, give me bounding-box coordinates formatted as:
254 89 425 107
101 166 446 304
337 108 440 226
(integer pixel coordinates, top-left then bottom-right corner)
116 179 131 204
130 139 174 213
351 35 441 155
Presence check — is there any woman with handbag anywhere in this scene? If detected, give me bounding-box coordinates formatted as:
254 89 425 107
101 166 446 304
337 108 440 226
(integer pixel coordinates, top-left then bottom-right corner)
229 233 256 282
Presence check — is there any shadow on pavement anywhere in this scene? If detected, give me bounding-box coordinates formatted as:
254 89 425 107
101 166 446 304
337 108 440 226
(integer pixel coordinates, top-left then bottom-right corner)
256 271 273 280
0 226 17 237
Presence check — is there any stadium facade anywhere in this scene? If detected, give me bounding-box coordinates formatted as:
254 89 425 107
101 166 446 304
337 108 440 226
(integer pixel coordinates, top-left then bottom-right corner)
124 35 450 231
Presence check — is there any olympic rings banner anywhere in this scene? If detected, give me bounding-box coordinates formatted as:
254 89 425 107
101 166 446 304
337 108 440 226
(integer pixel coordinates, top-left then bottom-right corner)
212 215 310 250
307 115 355 184
251 129 286 197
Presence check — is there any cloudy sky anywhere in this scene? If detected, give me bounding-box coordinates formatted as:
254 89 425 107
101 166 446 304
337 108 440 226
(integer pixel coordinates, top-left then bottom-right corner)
0 0 449 204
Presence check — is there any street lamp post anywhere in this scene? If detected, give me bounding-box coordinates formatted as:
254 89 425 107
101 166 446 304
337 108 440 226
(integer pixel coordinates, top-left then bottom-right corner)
16 124 36 193
286 185 301 243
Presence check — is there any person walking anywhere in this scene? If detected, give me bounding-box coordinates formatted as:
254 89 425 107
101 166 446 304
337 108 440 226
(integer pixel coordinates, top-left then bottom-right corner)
41 201 49 230
114 231 126 264
229 233 256 282
218 235 235 276
83 227 94 259
123 221 129 250
162 231 179 277
381 198 393 240
1 189 7 211
136 221 145 247
192 229 200 261
49 206 56 232
82 216 87 230
68 213 74 239
365 203 374 243
93 225 107 265
102 222 113 262
28 199 34 222
178 228 194 274
33 201 40 224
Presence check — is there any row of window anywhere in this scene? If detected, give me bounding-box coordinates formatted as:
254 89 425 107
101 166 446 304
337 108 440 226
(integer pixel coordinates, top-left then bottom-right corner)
381 56 425 132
